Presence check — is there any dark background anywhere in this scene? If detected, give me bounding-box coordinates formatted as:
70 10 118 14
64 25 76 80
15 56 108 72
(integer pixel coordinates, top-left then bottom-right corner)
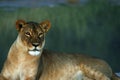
0 0 120 72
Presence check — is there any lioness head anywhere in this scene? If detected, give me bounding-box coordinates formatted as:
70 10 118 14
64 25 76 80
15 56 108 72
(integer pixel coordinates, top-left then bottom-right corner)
16 20 51 56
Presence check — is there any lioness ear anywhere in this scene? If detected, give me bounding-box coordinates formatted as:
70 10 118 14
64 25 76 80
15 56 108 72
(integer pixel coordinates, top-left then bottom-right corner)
16 20 26 31
40 20 51 33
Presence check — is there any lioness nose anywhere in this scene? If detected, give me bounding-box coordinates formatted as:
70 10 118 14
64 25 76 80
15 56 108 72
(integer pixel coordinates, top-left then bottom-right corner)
32 43 39 47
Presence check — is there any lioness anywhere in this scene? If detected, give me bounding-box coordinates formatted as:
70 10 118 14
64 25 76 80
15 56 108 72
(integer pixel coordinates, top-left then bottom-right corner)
0 20 120 80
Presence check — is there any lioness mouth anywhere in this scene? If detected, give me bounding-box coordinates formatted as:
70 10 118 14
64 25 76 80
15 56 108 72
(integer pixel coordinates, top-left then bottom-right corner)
28 48 42 56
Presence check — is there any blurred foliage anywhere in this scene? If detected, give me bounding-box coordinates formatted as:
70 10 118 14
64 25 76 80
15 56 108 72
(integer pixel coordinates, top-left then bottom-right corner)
0 0 120 72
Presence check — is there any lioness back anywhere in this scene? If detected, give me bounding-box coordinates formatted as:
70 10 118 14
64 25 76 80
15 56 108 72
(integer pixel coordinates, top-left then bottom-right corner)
38 49 113 80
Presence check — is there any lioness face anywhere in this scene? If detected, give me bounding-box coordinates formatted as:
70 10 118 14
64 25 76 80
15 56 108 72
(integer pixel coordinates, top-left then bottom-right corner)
16 20 51 56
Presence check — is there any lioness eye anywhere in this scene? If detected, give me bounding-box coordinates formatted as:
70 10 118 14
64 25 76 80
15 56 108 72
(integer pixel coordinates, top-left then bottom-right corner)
25 32 31 37
39 33 43 38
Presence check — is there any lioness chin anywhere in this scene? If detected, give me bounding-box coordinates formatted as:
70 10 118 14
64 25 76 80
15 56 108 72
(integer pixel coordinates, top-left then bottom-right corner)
0 20 120 80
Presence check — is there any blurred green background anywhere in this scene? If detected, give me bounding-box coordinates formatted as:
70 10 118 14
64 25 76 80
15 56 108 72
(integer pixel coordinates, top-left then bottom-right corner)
0 0 120 72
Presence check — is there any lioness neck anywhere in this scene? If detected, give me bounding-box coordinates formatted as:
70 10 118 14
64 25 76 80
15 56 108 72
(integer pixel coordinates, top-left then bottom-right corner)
1 36 41 80
8 36 41 61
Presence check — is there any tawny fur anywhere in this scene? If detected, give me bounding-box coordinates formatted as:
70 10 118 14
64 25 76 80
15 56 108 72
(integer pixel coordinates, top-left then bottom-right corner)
38 50 115 80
